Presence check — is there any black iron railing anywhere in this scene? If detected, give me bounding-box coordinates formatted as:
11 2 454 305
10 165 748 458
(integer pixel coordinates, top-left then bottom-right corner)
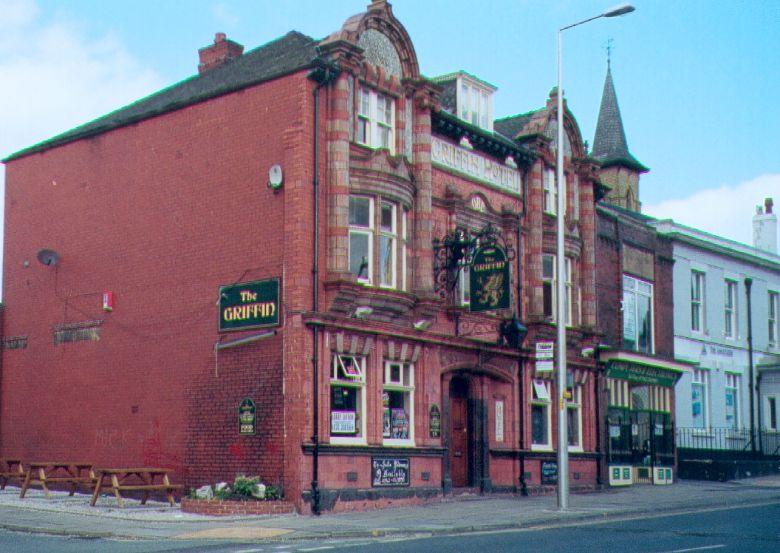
676 427 780 457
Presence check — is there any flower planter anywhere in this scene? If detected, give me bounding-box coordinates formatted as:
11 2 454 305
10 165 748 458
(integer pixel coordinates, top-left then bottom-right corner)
181 497 296 516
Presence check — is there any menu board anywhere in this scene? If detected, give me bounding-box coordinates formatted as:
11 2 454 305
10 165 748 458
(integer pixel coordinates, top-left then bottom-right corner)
371 457 410 487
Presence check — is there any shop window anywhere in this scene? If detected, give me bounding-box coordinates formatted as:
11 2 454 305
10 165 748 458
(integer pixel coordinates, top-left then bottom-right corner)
382 361 414 445
767 396 777 431
542 255 572 325
357 88 395 153
348 195 407 290
724 280 738 339
622 275 653 354
691 369 709 430
769 292 778 347
725 373 740 430
566 373 583 451
691 271 705 333
330 354 366 444
531 379 551 450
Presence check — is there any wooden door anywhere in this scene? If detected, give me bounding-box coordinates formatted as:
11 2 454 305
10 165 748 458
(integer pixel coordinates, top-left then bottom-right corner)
449 396 469 487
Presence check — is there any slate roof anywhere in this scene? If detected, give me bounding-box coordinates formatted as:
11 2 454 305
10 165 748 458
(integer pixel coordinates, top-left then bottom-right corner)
591 66 648 172
493 110 539 141
4 31 319 162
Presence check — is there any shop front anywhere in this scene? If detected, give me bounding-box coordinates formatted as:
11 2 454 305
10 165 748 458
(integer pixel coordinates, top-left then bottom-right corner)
600 351 687 486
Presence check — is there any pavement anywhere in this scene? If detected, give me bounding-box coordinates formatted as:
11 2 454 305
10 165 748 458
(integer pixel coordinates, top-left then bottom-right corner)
0 475 779 543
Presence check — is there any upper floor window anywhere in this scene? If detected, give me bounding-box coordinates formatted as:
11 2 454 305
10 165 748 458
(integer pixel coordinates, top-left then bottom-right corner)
542 254 572 325
724 279 738 339
622 275 653 354
357 88 395 153
348 195 407 290
769 291 779 347
543 168 557 215
691 271 706 333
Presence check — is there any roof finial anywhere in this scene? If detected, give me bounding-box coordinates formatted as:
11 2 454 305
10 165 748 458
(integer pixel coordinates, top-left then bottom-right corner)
604 38 614 69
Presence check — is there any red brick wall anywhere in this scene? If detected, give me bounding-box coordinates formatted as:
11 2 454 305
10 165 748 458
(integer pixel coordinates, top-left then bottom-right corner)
1 71 313 489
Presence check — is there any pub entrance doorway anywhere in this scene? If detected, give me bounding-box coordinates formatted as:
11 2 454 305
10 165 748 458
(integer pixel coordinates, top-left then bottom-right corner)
448 376 471 487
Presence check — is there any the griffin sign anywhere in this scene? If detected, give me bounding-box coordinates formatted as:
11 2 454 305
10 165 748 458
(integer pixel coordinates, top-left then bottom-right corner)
469 245 510 312
219 278 280 332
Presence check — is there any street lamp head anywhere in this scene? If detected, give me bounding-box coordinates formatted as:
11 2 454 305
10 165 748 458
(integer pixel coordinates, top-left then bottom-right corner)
604 3 635 17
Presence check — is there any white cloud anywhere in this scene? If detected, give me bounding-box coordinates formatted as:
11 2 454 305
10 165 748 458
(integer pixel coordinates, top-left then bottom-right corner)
643 174 780 247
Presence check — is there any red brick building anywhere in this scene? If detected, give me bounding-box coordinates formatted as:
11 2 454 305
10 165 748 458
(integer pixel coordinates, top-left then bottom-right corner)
593 64 688 486
1 1 604 512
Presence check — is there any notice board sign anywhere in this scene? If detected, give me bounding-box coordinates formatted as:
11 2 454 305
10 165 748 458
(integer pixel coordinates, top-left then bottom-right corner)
541 461 558 485
238 398 256 435
219 278 280 332
429 404 441 438
372 457 410 487
469 245 510 312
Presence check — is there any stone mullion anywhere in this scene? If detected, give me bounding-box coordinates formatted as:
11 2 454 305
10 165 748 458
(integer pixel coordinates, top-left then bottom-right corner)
326 74 352 280
411 96 434 295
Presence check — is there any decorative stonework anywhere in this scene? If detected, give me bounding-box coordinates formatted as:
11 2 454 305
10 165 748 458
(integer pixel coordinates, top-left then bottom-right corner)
358 29 402 79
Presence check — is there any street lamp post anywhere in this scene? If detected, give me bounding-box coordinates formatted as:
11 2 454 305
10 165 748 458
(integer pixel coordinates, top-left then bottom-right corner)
555 3 635 512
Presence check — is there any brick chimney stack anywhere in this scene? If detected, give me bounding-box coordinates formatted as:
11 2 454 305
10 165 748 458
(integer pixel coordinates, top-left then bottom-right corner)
198 33 244 74
753 197 778 254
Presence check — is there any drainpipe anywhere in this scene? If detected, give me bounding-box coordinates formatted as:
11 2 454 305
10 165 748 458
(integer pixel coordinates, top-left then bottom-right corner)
517 166 528 496
307 59 340 515
745 277 756 457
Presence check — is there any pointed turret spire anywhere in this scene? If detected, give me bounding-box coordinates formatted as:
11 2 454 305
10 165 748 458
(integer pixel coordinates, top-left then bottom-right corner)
592 66 645 171
593 64 647 212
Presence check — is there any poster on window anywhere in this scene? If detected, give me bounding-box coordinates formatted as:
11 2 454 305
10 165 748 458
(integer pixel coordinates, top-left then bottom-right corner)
390 408 409 439
331 411 356 434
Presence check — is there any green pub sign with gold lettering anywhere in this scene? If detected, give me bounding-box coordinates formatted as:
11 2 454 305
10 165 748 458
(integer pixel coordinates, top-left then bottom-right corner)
469 245 510 312
219 278 280 332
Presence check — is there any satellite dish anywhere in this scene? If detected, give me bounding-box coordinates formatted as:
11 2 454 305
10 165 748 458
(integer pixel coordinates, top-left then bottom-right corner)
268 164 283 190
36 249 60 266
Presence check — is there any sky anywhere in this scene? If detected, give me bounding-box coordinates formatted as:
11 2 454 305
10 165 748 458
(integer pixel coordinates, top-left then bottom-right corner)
1 0 779 253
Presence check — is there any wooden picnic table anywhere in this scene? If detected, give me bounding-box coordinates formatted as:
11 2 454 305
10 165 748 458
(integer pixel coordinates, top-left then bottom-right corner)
90 468 182 508
0 458 25 490
19 462 96 499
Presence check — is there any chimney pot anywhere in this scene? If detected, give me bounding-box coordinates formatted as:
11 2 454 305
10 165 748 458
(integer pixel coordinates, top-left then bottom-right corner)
198 33 244 74
765 197 773 214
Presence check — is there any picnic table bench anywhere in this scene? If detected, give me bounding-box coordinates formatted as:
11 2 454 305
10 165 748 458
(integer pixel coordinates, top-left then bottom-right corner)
19 462 96 499
0 458 25 490
90 468 182 508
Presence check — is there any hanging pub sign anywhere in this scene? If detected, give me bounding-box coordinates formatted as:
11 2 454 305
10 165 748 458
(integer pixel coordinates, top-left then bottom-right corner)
219 278 280 332
238 398 256 435
429 404 441 438
469 245 510 312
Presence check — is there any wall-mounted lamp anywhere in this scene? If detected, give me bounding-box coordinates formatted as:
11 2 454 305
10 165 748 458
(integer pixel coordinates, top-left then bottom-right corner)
498 316 528 349
353 306 373 319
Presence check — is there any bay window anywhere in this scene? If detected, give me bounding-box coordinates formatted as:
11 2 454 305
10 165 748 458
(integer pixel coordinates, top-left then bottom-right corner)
330 354 366 443
348 195 407 290
622 275 654 354
531 379 552 450
382 361 414 445
357 88 395 153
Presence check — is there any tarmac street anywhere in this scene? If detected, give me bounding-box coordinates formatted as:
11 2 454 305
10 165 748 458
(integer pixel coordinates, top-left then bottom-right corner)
0 475 777 550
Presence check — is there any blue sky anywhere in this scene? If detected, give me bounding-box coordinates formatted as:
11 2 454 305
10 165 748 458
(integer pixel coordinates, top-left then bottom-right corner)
1 0 779 246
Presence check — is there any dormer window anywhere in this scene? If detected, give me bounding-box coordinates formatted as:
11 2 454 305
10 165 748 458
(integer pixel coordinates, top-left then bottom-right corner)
357 88 395 153
431 71 496 132
460 82 489 129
